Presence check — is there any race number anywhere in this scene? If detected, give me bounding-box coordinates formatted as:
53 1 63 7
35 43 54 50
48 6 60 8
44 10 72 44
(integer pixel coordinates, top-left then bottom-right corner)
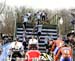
64 49 70 55
32 58 38 61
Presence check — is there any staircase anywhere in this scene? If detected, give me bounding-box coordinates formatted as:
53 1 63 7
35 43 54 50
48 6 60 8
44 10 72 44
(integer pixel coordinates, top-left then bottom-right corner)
16 24 24 42
16 23 58 53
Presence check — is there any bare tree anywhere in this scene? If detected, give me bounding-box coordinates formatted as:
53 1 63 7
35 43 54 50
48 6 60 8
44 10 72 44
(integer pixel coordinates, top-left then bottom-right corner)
3 6 16 35
0 0 6 38
0 0 6 14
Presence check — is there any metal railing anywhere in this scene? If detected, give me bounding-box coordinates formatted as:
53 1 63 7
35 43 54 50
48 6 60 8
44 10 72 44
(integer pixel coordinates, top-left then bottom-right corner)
13 17 17 40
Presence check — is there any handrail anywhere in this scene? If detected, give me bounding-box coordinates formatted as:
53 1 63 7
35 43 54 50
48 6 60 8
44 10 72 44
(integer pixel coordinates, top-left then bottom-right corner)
13 17 17 40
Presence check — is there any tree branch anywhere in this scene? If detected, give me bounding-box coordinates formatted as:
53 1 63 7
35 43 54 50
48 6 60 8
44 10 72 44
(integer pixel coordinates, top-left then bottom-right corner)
0 0 6 14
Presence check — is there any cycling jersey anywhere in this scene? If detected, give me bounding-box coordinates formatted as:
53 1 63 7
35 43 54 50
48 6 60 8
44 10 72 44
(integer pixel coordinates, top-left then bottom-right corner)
55 46 73 61
25 50 41 61
51 40 64 51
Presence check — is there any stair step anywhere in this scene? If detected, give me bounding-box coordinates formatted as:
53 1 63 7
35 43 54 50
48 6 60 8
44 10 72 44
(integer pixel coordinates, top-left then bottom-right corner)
39 47 46 49
25 32 57 35
17 34 57 38
17 28 23 30
16 23 57 53
26 28 57 31
39 50 46 53
26 35 57 39
17 35 23 37
26 46 46 48
17 25 23 28
16 33 23 35
17 31 24 34
19 38 23 41
26 43 46 45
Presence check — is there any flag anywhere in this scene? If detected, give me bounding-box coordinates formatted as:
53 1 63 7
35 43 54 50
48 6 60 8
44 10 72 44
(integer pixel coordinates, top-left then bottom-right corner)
59 17 63 25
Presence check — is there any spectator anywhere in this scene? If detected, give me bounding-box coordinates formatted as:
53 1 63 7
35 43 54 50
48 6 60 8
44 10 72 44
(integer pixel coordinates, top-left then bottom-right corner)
0 39 2 47
0 48 4 61
65 32 74 44
22 31 26 51
37 24 42 36
28 36 38 50
27 11 32 20
72 33 75 48
23 14 29 29
36 24 42 41
73 33 75 42
0 33 2 39
36 11 41 24
45 35 53 54
41 11 47 21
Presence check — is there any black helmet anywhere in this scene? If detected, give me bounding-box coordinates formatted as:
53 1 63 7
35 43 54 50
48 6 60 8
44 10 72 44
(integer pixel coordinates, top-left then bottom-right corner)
67 32 74 37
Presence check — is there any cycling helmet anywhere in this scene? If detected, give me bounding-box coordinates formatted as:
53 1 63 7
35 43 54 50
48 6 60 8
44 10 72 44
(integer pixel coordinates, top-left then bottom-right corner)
40 53 53 61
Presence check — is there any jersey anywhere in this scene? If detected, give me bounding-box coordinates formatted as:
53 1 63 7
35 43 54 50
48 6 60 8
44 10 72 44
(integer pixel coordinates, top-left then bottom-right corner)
42 12 45 16
56 40 64 47
51 40 64 51
37 24 42 32
25 50 41 61
55 46 72 61
24 16 28 23
27 13 31 17
36 13 41 19
10 42 24 52
60 47 72 57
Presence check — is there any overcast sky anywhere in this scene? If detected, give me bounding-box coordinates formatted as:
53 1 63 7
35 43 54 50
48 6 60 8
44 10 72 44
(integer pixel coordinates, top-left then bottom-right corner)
0 0 75 10
0 0 75 26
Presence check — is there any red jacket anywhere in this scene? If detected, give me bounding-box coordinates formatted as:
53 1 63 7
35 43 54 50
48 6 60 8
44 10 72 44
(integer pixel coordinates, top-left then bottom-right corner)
25 50 41 61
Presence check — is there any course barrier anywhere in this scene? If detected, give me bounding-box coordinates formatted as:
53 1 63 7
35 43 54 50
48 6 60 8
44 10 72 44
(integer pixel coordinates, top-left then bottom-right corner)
6 57 53 61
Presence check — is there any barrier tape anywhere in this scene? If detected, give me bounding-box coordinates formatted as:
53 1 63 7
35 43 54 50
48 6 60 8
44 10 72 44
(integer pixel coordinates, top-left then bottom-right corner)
4 57 53 61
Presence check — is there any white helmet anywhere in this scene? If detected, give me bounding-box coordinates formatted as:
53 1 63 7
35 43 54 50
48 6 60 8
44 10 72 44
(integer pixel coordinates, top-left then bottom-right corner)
40 53 53 61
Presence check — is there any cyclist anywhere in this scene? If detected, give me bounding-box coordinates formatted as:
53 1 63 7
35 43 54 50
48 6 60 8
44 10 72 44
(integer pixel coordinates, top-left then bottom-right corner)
55 43 73 61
